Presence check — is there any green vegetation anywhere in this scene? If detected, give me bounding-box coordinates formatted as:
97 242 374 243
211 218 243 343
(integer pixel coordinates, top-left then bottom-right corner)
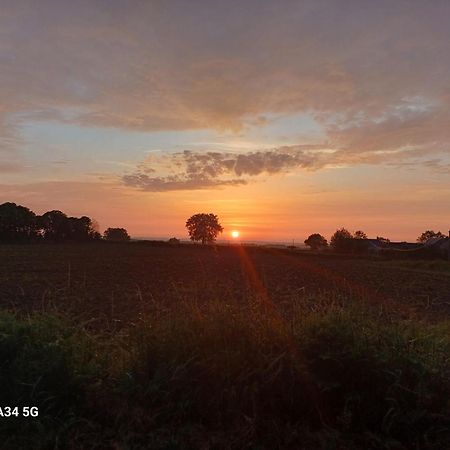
1 297 449 449
0 312 98 448
0 244 449 448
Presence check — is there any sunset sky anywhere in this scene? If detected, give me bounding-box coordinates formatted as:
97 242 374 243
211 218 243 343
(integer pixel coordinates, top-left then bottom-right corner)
1 0 449 242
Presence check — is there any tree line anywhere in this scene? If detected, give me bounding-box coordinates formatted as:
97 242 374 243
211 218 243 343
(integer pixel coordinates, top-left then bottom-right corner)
2 203 446 248
0 202 130 243
304 228 447 251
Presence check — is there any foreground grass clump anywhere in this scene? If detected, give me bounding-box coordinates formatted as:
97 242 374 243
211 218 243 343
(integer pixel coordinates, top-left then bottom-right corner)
0 312 99 449
117 300 450 449
0 299 449 449
296 307 450 447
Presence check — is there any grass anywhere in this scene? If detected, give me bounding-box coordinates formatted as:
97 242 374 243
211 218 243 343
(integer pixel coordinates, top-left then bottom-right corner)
381 259 450 274
1 243 449 324
0 244 449 448
1 294 449 449
0 312 99 448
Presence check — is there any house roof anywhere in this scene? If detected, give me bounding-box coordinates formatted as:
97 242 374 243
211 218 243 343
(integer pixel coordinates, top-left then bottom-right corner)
424 236 448 247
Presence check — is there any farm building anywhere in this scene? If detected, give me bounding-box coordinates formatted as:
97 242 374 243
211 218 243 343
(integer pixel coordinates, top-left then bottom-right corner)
349 238 387 255
380 237 449 260
342 236 449 259
423 236 449 258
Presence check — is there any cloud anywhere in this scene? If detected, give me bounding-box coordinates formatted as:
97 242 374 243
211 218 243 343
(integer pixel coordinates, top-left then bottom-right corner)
123 127 450 191
330 101 450 149
421 159 450 174
1 0 450 171
122 146 330 191
123 173 248 191
0 161 21 173
0 118 23 172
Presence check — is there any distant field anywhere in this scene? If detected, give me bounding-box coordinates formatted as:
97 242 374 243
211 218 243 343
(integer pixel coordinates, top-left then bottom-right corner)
0 243 449 324
0 243 449 449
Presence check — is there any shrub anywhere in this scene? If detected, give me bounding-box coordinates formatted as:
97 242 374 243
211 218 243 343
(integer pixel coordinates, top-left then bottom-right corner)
331 228 353 252
0 312 99 449
116 300 450 448
2 299 449 448
296 307 450 446
304 233 328 250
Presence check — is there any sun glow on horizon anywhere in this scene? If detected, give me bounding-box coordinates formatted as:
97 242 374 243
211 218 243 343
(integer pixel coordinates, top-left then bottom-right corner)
231 230 240 239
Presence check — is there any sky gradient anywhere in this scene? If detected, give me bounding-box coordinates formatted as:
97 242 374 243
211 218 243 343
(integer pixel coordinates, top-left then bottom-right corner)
1 0 450 242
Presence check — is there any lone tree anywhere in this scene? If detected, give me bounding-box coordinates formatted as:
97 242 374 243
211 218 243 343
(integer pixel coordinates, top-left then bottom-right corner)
186 213 223 244
417 230 445 243
104 227 130 241
304 233 328 250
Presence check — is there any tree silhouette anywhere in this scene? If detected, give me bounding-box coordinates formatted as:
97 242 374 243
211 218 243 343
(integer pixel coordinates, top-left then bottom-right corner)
104 227 130 241
186 213 223 244
417 230 445 243
354 230 367 239
0 202 37 241
304 233 328 250
39 210 71 241
330 228 353 252
0 201 106 242
68 216 101 241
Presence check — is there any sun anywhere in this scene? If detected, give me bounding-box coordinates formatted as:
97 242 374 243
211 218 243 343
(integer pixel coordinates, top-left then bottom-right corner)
231 230 240 239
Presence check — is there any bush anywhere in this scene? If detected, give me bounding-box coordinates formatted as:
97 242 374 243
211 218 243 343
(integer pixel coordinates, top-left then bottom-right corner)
304 233 328 250
117 300 450 448
297 309 450 445
1 300 449 448
331 228 353 252
0 312 99 449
